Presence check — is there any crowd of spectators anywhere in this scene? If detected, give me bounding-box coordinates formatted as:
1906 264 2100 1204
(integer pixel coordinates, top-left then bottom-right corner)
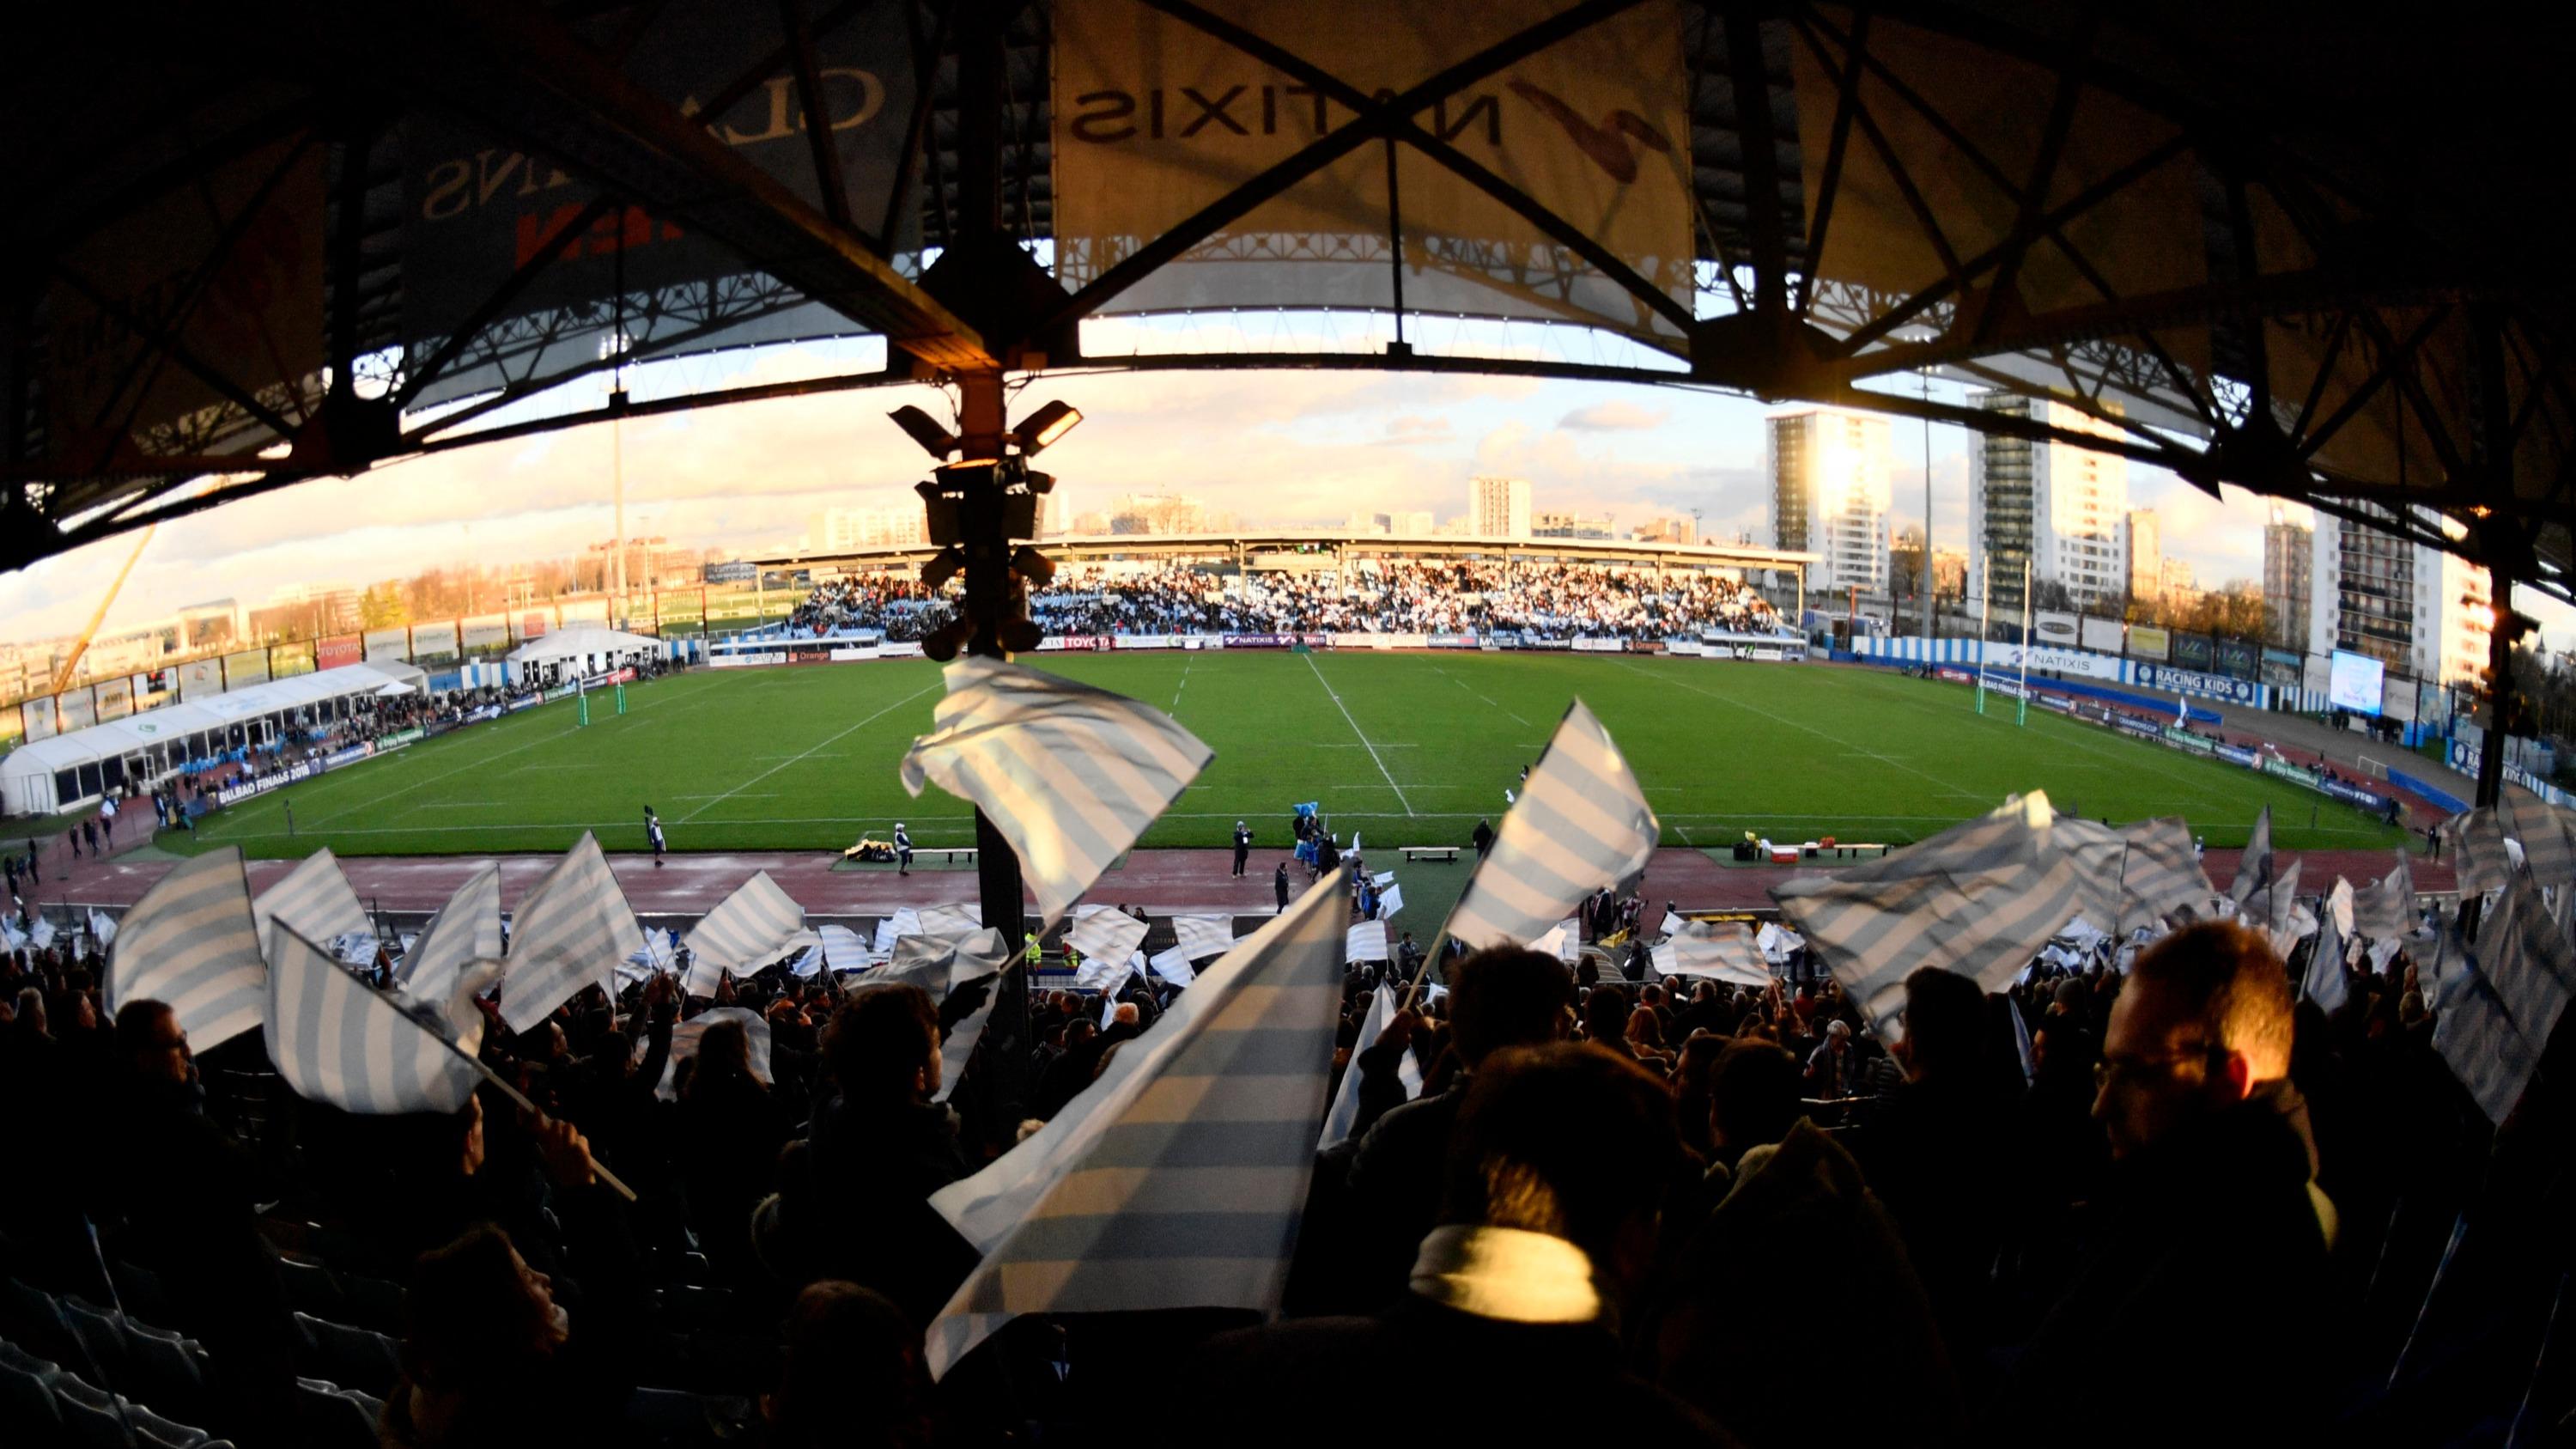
773 560 1783 643
0 897 2529 1446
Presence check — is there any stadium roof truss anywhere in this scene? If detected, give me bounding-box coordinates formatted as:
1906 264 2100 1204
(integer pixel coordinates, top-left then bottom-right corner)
4 0 2569 606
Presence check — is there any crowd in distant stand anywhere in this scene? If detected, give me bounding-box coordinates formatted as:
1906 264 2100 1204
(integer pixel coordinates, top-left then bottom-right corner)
778 561 1783 643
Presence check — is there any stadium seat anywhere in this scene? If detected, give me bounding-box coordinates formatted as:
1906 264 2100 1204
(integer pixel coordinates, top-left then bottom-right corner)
274 1260 343 1321
49 1374 132 1449
113 1398 208 1449
333 1274 405 1336
623 1385 750 1449
290 1379 376 1449
0 1342 67 1447
117 1324 206 1428
0 1281 81 1371
292 1315 398 1398
58 1300 128 1386
105 1267 173 1334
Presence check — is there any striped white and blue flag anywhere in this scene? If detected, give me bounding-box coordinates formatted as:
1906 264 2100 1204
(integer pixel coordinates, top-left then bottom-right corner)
900 657 1212 928
2116 817 2216 930
106 848 269 1049
2503 794 2576 886
1772 793 2120 1037
2449 807 2515 895
396 865 502 989
252 849 372 956
1063 908 1148 970
1319 983 1424 1150
1652 922 1771 986
2230 806 2275 908
264 921 499 1115
649 1005 773 1102
2304 879 2351 1013
1171 914 1238 963
681 871 817 997
1443 701 1656 952
924 864 1349 1379
2433 877 2574 1123
2351 852 2418 940
878 927 1011 996
1146 944 1199 984
915 901 984 940
498 833 644 1033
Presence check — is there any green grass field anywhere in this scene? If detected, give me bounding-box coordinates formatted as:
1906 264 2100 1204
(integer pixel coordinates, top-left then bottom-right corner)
173 654 2408 860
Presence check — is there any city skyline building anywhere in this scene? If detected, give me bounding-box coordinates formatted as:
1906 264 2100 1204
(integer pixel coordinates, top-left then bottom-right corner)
1967 392 2130 612
1469 475 1533 539
1766 405 1893 597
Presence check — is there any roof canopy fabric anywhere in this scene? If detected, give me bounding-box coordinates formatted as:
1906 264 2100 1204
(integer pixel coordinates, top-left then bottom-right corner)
506 625 665 668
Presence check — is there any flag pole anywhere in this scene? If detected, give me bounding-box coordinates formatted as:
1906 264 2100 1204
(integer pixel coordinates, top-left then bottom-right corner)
2017 556 2032 727
1976 572 1992 715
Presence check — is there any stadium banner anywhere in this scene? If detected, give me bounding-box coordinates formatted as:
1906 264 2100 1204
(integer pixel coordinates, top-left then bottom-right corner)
178 659 224 699
2113 712 2162 739
223 649 270 687
507 694 542 713
325 743 375 769
94 677 135 721
2172 632 2215 671
1665 639 1704 657
22 697 58 740
59 691 97 731
2323 778 2394 813
399 2 919 407
461 614 511 654
2080 616 2127 654
216 760 317 807
270 641 316 678
1935 667 1973 684
2134 661 2264 708
2216 742 2260 768
1179 635 1224 651
1625 640 1665 654
2033 610 2081 647
1037 636 1113 652
2127 625 2172 661
365 628 410 662
1428 634 1479 649
2160 726 2215 755
1223 634 1296 649
2035 692 2074 713
2264 757 2318 785
317 635 363 670
465 703 505 724
1115 634 1182 650
378 727 426 750
787 648 832 666
1052 0 1694 350
879 641 927 660
410 622 461 664
2002 644 2123 681
562 599 611 624
133 669 174 713
1571 637 1624 653
828 646 876 662
2215 638 2258 679
519 610 554 641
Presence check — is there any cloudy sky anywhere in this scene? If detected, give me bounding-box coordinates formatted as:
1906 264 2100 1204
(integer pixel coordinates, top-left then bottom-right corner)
6 333 2563 650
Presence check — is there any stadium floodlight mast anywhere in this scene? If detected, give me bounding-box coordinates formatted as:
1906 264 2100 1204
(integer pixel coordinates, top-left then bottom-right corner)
890 398 1081 662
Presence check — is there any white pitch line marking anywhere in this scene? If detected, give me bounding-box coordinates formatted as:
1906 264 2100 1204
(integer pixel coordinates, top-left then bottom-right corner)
1303 652 1414 816
675 683 934 825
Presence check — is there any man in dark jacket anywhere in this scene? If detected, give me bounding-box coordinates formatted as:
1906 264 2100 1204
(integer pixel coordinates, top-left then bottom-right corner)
1164 1044 1734 1449
1324 947 1574 1312
1990 921 2336 1446
798 983 979 1325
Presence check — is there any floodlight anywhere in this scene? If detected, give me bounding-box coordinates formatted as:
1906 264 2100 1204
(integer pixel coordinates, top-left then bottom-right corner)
1013 399 1083 454
920 546 964 591
890 405 958 460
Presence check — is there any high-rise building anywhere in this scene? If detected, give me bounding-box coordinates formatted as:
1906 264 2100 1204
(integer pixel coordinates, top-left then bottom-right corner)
2263 506 2312 651
1469 476 1532 539
1966 392 2129 612
1631 516 1698 545
2126 509 2162 606
2306 504 2490 685
1766 406 1893 596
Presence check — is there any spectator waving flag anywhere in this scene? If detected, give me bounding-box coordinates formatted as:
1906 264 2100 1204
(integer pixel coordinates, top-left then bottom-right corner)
925 866 1351 1379
900 656 1212 928
2448 807 2514 894
878 927 1012 996
498 833 643 1032
1653 922 1771 986
2304 880 2351 1013
252 849 372 954
1443 700 1657 952
395 865 502 989
2502 793 2576 886
1319 984 1423 1150
2351 852 2417 940
1063 907 1149 969
264 921 500 1115
1772 793 2117 1037
681 871 817 996
106 847 269 1049
2230 806 2275 908
2433 876 2575 1123
1171 914 1237 962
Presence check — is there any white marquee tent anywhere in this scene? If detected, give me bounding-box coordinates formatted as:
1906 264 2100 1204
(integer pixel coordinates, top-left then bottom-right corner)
1 661 427 818
505 625 667 684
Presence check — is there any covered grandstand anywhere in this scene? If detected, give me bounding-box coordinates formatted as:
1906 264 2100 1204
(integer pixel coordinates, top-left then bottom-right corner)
0 661 427 817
